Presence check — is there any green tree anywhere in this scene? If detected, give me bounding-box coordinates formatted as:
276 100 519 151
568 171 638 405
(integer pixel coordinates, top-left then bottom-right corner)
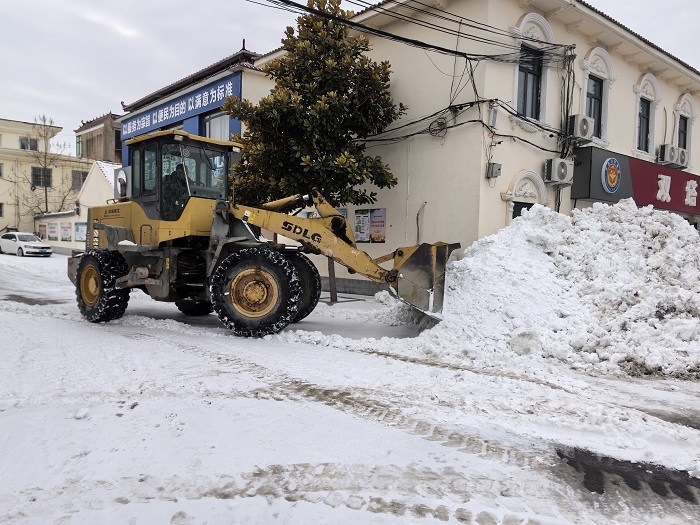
223 0 406 206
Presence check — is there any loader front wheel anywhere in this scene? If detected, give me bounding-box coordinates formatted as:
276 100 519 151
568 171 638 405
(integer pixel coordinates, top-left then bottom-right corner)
210 248 301 337
175 300 214 316
288 252 321 323
76 250 130 322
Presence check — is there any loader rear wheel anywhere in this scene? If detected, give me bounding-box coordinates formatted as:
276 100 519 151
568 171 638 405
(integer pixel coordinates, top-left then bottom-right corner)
288 252 321 323
175 300 214 316
76 250 130 322
210 248 302 337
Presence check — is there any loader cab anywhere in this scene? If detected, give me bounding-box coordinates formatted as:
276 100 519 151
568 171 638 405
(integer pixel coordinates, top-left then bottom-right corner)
124 130 239 221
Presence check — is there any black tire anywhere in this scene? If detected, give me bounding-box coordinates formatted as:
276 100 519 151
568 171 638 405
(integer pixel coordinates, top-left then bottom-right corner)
175 300 214 316
287 252 321 323
75 249 130 322
17 248 24 257
210 247 301 337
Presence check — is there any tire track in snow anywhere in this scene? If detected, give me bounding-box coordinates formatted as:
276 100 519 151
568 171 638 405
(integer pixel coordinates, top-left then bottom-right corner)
82 324 664 524
100 323 700 521
100 323 553 469
4 464 585 525
5 309 699 521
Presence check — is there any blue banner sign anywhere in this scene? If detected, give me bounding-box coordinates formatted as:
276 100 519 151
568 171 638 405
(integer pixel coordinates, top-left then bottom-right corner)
121 72 241 139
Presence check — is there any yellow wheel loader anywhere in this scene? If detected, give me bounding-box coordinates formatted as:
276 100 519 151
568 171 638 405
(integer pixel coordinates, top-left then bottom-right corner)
67 130 459 337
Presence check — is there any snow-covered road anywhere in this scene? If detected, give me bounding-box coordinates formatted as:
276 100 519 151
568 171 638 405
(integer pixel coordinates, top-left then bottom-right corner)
1 202 700 524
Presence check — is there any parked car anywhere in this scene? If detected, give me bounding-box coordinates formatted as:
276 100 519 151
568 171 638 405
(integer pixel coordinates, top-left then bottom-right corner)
0 232 52 257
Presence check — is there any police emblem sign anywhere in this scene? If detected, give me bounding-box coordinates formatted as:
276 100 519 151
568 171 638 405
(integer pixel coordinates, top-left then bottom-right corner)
601 157 621 193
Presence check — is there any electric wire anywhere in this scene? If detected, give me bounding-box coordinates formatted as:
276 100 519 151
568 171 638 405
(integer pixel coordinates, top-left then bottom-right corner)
249 0 580 157
343 0 538 52
364 113 563 155
344 0 562 48
262 0 573 65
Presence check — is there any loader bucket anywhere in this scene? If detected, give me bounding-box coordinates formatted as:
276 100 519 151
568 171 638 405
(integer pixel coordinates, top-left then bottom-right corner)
391 242 461 315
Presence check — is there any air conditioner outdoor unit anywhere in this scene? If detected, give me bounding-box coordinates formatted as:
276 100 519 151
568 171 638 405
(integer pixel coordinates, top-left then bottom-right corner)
677 147 689 169
568 114 595 142
545 158 574 185
659 144 679 166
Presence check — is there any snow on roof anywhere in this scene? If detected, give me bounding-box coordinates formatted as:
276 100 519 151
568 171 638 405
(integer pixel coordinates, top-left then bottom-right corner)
95 161 121 189
35 210 76 219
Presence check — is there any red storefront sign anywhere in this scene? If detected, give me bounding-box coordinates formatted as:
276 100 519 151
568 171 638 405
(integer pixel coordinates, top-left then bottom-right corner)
628 158 699 213
572 147 700 215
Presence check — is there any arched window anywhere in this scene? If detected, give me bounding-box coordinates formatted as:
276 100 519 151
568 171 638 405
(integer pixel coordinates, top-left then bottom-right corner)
501 169 549 224
510 13 554 132
633 73 661 159
675 93 697 163
580 47 617 145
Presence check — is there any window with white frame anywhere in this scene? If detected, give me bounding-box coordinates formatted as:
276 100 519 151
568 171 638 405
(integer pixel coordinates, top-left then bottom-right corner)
633 74 660 158
31 167 52 187
20 137 38 151
203 111 230 142
638 98 651 153
0 203 3 218
517 47 543 119
586 75 604 139
580 48 617 144
71 170 88 190
510 13 554 130
679 116 688 149
675 93 696 159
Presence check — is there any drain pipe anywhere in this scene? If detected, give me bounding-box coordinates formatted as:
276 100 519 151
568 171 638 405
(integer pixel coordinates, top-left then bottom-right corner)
416 201 427 244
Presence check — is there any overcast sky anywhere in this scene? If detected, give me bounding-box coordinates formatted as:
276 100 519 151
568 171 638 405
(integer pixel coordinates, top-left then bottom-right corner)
0 0 697 156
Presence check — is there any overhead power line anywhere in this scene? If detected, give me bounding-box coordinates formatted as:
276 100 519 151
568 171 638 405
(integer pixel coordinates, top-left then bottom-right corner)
344 0 556 48
261 0 573 65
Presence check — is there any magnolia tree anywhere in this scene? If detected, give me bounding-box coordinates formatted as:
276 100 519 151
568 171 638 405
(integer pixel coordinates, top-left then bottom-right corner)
223 0 406 206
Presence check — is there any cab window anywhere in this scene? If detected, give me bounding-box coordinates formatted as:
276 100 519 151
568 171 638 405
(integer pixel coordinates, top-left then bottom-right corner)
144 144 157 194
131 149 142 197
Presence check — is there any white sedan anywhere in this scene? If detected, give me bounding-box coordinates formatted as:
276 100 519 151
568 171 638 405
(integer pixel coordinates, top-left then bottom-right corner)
0 232 53 257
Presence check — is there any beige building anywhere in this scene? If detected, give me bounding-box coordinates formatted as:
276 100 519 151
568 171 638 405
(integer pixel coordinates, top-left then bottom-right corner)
114 2 700 293
255 0 700 291
75 113 123 164
35 160 119 253
0 118 92 235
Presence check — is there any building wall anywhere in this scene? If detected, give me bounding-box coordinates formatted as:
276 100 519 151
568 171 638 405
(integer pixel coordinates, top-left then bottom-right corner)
119 69 245 163
346 0 700 262
106 2 700 294
480 0 699 226
35 161 118 253
77 118 122 164
0 118 92 234
240 68 279 136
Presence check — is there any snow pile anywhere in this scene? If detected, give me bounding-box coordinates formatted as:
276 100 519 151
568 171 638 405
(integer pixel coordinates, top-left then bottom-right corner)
281 199 700 379
443 199 700 378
